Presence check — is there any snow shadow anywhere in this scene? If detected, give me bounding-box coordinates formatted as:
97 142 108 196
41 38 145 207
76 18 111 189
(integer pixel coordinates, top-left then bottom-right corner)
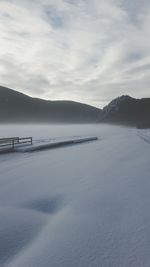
21 195 64 215
0 208 45 266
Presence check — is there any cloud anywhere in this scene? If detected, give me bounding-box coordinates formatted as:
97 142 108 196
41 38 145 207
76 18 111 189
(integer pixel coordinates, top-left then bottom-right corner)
0 0 150 107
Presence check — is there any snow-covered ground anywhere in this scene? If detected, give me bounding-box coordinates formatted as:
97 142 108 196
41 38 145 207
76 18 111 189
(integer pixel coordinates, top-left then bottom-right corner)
0 124 150 267
14 136 98 153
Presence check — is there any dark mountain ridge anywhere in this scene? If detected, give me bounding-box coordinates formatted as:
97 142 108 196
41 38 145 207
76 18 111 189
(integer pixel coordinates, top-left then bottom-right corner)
0 86 150 128
101 95 150 128
0 86 102 123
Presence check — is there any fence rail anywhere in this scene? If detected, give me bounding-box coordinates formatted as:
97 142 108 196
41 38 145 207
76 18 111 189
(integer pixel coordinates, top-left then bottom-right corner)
0 137 32 150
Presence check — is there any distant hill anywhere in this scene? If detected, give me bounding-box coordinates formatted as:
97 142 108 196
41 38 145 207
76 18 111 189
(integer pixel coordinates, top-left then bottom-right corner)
0 86 102 123
1 86 150 128
102 95 150 128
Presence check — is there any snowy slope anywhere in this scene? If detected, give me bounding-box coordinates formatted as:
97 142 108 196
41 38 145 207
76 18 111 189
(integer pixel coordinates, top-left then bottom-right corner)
0 124 150 267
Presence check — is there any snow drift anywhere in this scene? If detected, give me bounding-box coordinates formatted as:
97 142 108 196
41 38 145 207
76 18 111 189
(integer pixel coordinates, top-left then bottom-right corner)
0 124 150 267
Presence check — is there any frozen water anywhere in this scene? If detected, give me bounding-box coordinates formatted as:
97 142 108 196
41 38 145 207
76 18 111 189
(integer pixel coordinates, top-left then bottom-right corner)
0 124 150 267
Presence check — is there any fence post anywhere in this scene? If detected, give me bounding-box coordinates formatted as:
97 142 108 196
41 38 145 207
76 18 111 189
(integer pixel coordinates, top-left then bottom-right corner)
31 137 33 145
12 139 14 149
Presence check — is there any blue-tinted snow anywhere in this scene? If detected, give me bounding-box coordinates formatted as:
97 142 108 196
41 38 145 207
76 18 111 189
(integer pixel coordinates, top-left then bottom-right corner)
0 124 150 267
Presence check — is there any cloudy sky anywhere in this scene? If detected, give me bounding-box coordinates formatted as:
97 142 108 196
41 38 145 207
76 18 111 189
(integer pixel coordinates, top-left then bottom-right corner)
0 0 150 107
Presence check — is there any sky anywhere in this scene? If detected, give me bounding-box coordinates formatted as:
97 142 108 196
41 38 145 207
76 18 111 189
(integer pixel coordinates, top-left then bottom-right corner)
0 0 150 108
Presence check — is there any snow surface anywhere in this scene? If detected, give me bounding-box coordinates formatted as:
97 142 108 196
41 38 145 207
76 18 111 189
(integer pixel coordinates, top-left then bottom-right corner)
0 124 150 267
14 136 98 152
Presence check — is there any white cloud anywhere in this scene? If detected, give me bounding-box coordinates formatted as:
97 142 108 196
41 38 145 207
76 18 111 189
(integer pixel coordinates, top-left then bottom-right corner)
0 0 150 107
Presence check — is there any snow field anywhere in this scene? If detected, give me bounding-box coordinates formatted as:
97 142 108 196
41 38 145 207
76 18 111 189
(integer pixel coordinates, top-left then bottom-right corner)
0 124 150 267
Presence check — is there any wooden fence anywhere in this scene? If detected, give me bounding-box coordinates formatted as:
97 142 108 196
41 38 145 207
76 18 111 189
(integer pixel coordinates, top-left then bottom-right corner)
0 137 32 150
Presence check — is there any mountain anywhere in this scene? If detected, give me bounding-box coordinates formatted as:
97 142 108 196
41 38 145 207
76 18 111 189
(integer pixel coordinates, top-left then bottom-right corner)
1 86 149 128
0 86 102 123
102 95 150 128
